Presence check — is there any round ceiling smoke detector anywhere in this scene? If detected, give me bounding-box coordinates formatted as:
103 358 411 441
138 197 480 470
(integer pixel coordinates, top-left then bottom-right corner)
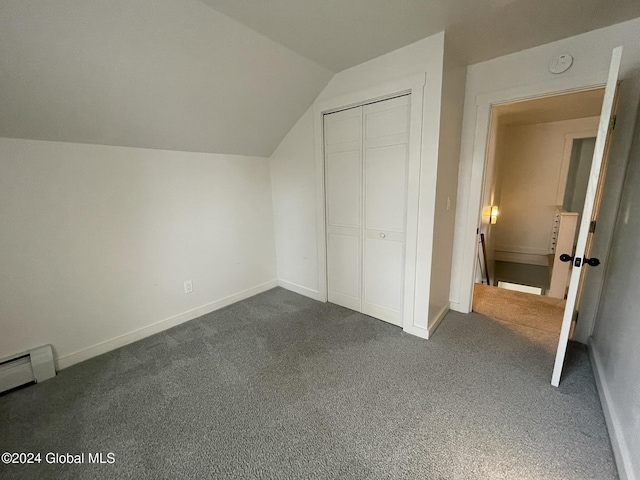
549 54 573 74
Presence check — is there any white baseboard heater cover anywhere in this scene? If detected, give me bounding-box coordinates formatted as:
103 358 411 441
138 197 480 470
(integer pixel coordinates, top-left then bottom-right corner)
0 345 56 394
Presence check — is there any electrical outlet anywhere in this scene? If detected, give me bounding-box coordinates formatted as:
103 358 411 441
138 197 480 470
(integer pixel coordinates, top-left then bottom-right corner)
184 280 194 294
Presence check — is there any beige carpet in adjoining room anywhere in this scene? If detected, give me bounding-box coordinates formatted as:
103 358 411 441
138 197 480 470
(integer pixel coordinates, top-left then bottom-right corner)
472 283 565 334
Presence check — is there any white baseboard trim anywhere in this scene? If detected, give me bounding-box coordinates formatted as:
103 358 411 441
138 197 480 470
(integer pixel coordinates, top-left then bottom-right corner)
277 279 323 302
495 245 550 256
428 305 449 337
494 250 549 266
448 301 469 314
56 280 278 370
403 322 430 340
588 341 636 480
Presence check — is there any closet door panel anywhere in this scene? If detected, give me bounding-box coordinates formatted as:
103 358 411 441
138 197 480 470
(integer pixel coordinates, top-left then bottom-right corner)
364 144 407 233
327 232 361 310
325 114 361 147
364 96 410 148
363 236 404 326
326 150 360 228
361 96 409 326
363 98 410 142
325 106 363 311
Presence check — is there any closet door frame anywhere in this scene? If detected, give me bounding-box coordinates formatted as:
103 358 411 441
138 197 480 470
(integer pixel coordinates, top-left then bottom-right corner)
313 73 427 336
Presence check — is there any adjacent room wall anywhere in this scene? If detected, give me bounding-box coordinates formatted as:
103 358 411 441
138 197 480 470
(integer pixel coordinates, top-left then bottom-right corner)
563 137 597 217
589 103 640 480
493 117 599 263
0 138 277 368
450 18 640 319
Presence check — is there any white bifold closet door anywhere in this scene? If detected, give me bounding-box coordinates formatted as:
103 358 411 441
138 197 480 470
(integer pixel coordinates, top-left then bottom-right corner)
325 95 410 327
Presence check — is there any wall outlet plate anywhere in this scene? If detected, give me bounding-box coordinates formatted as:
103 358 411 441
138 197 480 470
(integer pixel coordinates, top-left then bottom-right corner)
184 280 194 294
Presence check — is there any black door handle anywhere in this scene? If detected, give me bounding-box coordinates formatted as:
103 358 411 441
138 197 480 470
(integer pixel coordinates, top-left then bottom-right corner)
559 254 573 263
559 254 600 267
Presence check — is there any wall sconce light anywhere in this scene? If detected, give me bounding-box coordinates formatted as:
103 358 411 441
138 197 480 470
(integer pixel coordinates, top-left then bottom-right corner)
490 206 499 225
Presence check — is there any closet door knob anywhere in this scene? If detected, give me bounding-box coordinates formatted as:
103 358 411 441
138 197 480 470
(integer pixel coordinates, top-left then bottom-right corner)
380 233 386 238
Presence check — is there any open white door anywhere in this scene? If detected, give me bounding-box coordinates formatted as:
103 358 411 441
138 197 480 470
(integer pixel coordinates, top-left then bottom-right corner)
551 46 623 387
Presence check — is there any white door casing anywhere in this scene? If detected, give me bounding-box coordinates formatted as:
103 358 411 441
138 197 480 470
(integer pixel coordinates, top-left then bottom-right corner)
551 46 623 387
454 70 612 316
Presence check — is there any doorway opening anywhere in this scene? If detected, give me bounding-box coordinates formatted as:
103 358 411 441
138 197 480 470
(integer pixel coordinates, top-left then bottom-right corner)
472 87 606 337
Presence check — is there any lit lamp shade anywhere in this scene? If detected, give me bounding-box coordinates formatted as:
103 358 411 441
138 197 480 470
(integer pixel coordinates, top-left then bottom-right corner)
490 206 499 224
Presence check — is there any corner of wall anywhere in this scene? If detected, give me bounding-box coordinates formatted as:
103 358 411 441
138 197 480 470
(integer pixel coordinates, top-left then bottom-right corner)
269 106 322 298
589 342 638 480
427 37 467 329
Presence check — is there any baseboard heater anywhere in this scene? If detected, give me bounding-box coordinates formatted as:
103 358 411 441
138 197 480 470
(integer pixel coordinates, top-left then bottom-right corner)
0 345 56 394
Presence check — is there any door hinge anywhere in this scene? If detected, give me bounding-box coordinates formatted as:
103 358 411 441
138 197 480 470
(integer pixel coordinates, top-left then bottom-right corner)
609 115 617 131
573 310 579 323
589 220 597 233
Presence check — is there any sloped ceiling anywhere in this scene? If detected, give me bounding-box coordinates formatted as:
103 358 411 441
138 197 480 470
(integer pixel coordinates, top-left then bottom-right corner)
201 0 640 71
0 0 333 156
2 1 639 156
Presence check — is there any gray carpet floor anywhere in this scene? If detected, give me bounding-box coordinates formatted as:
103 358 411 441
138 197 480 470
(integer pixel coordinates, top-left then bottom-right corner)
0 287 617 479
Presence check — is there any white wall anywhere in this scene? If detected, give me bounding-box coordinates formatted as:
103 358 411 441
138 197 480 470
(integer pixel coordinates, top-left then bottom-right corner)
589 104 640 480
0 0 332 157
270 32 458 333
428 37 466 328
269 107 321 298
450 18 640 316
315 33 444 102
564 137 597 215
0 138 277 368
493 117 599 260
